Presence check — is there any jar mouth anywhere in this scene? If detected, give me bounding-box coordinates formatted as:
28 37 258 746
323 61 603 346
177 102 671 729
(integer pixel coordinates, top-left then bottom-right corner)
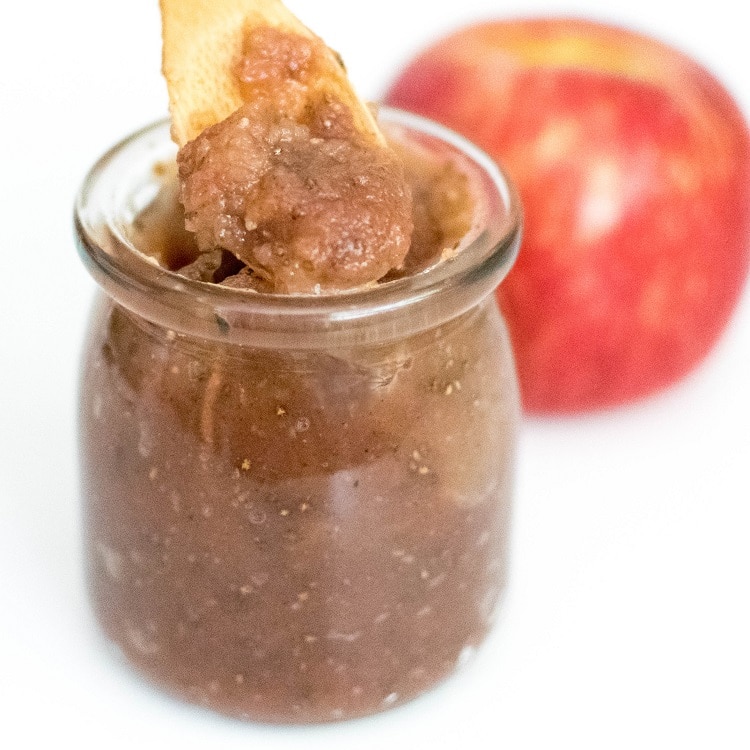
75 108 521 348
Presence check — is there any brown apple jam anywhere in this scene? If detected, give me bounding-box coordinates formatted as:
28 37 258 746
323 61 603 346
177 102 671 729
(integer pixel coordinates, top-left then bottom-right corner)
176 26 414 294
74 110 521 723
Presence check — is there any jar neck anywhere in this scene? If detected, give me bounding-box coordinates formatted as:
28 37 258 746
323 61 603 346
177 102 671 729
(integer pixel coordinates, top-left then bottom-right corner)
75 110 521 350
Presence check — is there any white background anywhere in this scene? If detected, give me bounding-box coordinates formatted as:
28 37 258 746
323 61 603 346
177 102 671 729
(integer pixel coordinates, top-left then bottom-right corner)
1 1 748 747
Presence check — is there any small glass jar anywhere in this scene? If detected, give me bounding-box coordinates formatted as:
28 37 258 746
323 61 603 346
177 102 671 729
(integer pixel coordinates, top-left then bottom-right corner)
74 109 521 723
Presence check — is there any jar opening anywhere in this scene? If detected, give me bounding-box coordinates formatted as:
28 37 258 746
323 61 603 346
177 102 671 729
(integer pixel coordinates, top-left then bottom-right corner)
75 108 521 348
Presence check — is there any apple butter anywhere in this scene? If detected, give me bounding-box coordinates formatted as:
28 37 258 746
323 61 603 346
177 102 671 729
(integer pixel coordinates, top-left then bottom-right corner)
177 27 413 294
75 110 521 722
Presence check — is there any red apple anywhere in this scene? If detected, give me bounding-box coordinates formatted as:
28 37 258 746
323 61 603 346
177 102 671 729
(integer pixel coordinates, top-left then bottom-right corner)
386 18 750 413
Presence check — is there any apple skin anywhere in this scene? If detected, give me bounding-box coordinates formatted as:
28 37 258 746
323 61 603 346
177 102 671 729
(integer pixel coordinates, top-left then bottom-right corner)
386 18 750 413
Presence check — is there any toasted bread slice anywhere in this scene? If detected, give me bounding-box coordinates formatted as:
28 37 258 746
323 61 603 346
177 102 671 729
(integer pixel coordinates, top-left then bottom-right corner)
160 0 385 146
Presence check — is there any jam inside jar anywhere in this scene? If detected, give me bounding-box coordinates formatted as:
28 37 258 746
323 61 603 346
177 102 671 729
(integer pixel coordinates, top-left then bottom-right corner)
74 109 522 723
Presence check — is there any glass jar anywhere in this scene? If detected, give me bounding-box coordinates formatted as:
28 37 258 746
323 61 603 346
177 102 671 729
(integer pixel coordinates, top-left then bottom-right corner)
74 109 521 723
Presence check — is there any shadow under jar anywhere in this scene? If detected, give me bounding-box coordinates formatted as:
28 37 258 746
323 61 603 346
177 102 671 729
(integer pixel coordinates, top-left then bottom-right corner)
74 109 522 724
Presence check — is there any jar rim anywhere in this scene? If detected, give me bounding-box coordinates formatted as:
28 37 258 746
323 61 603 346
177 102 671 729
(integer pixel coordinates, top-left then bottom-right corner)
74 108 521 348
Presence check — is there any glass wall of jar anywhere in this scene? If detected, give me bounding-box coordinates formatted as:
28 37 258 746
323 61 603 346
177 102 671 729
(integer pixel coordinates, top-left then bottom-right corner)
74 109 522 723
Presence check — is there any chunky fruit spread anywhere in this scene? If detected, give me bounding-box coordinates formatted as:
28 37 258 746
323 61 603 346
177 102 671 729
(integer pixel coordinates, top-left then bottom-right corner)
173 26 413 293
135 129 474 291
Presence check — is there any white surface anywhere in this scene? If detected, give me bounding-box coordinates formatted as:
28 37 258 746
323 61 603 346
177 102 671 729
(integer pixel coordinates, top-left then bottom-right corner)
1 0 748 747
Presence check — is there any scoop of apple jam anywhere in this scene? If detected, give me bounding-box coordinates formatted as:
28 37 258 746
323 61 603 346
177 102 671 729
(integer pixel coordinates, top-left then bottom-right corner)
176 27 414 294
